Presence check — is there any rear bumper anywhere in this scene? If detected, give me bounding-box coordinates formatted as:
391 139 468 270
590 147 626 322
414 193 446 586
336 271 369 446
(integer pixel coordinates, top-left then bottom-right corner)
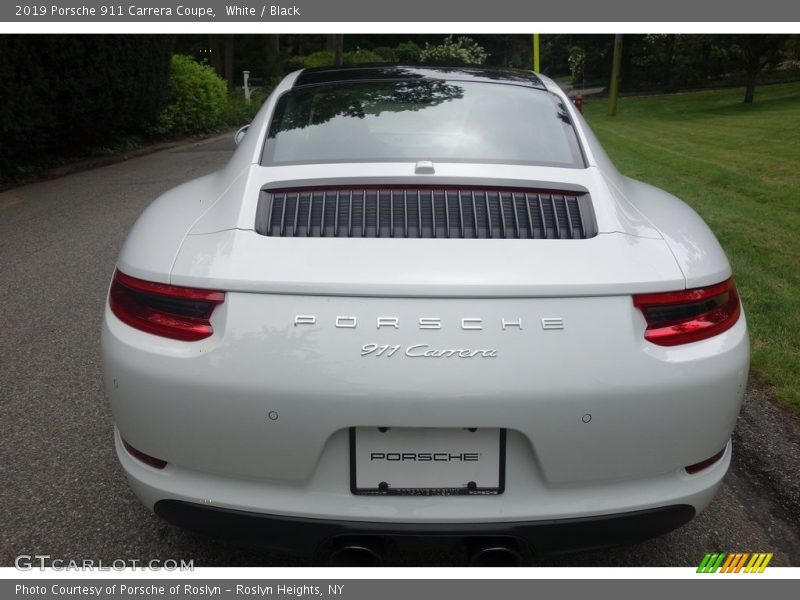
104 293 750 486
104 289 747 536
115 424 729 525
154 499 695 557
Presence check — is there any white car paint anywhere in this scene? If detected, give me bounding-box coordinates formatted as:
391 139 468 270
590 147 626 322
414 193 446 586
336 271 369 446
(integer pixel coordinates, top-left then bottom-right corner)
102 67 749 555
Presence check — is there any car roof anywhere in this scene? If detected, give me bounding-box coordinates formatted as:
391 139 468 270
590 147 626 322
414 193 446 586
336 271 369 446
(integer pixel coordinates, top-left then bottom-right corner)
293 65 547 90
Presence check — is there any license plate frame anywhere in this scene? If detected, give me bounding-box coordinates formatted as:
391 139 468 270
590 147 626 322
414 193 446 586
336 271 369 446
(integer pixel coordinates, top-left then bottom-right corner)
350 427 506 496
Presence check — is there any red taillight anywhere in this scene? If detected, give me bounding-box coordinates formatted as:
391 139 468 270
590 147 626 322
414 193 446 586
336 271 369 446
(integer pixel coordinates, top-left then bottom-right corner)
685 446 726 474
122 437 168 469
633 278 741 346
108 269 224 341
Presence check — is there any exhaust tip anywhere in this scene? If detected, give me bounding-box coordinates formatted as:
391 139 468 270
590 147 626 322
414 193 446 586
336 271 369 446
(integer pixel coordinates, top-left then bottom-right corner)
328 537 383 567
468 539 523 567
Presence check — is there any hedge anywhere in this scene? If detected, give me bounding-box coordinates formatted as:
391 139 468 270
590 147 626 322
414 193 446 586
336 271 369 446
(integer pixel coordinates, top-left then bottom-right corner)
0 35 173 180
149 55 228 137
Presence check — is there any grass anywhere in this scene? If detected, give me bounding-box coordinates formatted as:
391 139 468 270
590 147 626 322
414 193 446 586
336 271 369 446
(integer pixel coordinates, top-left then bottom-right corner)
583 82 800 413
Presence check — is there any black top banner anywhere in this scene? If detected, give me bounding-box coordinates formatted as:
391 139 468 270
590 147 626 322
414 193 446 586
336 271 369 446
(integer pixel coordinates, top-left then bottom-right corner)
3 0 800 22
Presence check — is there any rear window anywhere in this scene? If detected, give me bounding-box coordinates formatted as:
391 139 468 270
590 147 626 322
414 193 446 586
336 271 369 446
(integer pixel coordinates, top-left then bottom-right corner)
261 80 585 168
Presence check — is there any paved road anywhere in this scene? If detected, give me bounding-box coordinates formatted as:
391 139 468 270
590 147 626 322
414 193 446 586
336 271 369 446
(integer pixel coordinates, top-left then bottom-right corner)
1 135 798 567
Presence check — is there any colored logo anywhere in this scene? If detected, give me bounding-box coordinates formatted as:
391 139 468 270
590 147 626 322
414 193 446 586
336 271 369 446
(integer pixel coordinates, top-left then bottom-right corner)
697 553 773 573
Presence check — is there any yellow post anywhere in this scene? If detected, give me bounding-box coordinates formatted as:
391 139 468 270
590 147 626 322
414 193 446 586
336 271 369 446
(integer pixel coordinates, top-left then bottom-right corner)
533 34 540 72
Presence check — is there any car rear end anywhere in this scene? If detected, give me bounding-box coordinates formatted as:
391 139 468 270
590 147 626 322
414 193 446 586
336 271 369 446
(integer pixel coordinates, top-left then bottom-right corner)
102 68 749 559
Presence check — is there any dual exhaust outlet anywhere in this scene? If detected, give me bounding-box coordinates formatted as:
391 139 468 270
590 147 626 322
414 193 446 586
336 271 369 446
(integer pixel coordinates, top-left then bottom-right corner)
327 537 523 567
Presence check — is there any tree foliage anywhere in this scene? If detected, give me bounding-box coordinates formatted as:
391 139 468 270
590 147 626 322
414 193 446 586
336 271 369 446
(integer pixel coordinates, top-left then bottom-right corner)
149 55 229 137
395 42 422 63
556 34 797 100
0 35 172 179
3 33 797 184
419 36 489 66
733 34 791 103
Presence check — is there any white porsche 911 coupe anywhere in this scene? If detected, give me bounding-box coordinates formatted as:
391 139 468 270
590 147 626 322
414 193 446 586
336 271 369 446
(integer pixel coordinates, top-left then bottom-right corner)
102 66 749 565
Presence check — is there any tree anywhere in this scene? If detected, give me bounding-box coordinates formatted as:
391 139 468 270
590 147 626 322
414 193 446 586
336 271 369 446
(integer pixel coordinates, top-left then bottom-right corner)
608 35 623 116
326 34 344 65
207 34 223 77
419 36 488 66
0 35 173 181
565 35 614 85
223 34 235 88
265 35 280 77
735 35 789 103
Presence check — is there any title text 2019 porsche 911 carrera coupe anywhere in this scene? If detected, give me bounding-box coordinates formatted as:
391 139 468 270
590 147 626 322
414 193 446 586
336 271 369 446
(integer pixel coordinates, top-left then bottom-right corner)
102 66 749 565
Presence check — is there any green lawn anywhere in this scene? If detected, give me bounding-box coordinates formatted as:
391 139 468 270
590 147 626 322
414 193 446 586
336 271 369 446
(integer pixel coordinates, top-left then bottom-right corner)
583 83 800 412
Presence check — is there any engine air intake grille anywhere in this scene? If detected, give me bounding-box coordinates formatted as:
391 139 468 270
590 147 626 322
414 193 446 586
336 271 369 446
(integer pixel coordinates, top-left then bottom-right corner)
255 187 597 239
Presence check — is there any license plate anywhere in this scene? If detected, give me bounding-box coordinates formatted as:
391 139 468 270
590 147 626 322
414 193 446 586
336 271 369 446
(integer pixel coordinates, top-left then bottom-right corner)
350 427 505 495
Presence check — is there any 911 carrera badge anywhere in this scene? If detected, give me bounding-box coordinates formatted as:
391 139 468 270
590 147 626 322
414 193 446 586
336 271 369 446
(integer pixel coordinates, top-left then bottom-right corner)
362 343 497 358
295 315 564 359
